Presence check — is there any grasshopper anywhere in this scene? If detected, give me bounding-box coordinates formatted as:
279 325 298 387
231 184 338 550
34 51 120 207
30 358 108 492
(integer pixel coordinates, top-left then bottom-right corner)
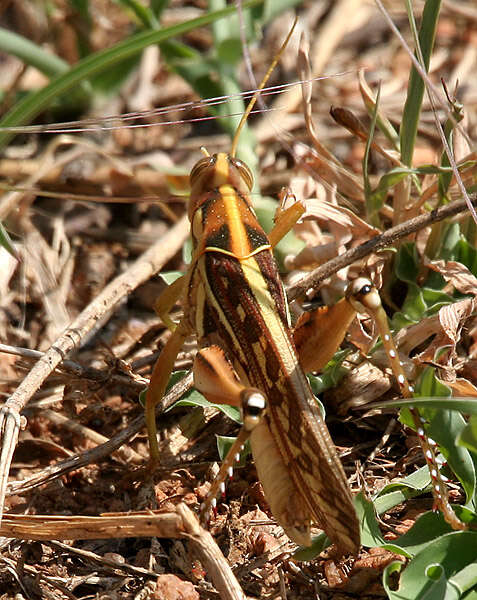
144 23 463 555
144 22 358 554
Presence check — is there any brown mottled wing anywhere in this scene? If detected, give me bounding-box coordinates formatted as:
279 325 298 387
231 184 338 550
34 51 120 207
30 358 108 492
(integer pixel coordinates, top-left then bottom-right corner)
267 390 360 554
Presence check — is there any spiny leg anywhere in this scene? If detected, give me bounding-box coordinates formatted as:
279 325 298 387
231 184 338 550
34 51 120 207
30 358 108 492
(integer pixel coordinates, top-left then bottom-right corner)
145 317 192 463
193 345 267 523
346 277 466 531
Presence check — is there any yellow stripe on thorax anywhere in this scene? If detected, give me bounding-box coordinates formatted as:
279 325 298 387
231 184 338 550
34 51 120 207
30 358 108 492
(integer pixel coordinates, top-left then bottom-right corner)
221 183 251 259
240 256 298 382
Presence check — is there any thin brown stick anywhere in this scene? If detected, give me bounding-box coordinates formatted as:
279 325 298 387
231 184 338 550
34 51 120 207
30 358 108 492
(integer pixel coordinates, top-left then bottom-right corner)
0 214 189 523
287 198 474 301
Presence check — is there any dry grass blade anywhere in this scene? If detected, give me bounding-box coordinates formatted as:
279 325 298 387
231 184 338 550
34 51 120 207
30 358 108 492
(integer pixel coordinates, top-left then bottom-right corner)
0 214 189 523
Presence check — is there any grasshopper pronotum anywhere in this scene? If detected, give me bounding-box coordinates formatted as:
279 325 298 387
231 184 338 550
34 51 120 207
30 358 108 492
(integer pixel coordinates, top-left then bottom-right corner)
144 21 464 555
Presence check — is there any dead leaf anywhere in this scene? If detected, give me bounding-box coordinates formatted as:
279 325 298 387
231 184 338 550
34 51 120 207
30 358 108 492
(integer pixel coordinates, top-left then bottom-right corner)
426 259 477 295
445 377 477 397
418 298 475 364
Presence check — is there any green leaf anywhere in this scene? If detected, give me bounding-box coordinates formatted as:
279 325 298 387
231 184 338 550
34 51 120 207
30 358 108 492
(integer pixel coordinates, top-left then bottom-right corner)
306 349 349 396
459 416 477 454
139 370 241 424
397 369 476 505
392 244 455 326
384 530 477 600
159 271 184 285
294 491 385 561
292 532 329 561
451 563 477 597
373 465 432 516
364 83 382 225
395 243 420 283
374 397 477 416
446 238 477 276
369 168 418 211
216 435 251 465
170 395 242 424
0 221 18 260
356 492 385 548
138 369 191 408
382 512 453 559
416 370 475 504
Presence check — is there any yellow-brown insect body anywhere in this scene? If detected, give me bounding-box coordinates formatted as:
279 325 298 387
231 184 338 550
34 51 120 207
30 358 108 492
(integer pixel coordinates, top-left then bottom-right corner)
186 152 360 553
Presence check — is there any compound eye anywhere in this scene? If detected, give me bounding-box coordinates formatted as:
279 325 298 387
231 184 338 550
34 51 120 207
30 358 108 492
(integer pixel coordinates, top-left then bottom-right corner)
230 157 254 190
359 283 372 296
190 156 216 186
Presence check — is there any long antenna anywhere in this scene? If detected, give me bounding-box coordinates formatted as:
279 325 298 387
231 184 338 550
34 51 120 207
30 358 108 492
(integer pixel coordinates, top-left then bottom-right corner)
230 17 298 158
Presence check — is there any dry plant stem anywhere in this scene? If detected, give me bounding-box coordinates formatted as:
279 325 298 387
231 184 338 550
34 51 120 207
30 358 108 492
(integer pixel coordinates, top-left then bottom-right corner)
0 343 146 393
287 198 474 301
6 372 193 497
0 505 245 600
0 214 189 522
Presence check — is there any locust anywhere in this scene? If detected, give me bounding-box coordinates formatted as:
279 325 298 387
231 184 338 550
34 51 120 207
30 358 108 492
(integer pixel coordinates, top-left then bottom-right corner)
143 23 464 555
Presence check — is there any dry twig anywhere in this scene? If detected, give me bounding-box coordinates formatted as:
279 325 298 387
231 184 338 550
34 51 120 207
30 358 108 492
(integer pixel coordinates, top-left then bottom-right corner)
0 504 246 600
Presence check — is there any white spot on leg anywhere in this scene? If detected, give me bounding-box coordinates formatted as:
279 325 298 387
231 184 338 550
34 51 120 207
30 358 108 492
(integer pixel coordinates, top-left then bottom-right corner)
398 374 405 385
389 349 396 358
228 466 234 478
235 453 240 463
211 498 217 508
384 334 390 341
418 428 425 437
220 482 225 495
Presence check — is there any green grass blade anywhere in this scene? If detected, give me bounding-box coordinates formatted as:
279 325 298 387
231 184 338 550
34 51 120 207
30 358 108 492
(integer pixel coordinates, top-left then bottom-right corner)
400 0 441 166
0 27 69 78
